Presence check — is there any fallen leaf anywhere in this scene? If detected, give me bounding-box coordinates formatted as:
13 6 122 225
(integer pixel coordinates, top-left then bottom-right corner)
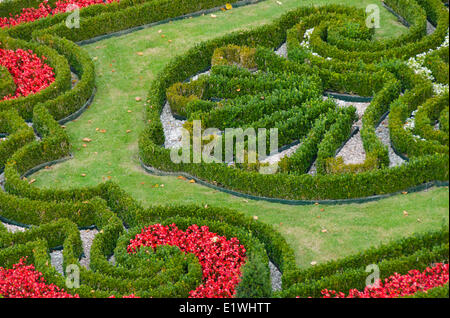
82 144 87 148
310 261 317 266
82 138 92 142
189 179 196 183
321 229 328 233
137 52 144 56
135 97 142 102
403 211 409 216
100 129 107 133
126 129 132 133
28 179 36 184
225 3 233 10
81 174 86 177
211 14 217 18
253 216 259 220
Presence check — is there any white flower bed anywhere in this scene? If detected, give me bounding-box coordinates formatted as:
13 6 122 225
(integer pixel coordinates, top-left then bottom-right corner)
406 29 449 96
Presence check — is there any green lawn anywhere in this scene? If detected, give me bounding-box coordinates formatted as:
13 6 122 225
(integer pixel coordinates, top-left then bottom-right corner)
30 0 448 268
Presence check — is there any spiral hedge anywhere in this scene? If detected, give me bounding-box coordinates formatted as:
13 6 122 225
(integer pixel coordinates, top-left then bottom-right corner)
0 0 448 298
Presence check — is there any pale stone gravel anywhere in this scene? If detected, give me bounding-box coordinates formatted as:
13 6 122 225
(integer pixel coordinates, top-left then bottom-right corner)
335 130 366 165
308 160 317 176
375 116 406 167
71 72 79 89
260 143 301 165
161 101 186 149
1 221 27 233
269 261 282 292
323 96 370 127
427 21 436 35
50 251 64 275
79 228 99 270
190 70 210 82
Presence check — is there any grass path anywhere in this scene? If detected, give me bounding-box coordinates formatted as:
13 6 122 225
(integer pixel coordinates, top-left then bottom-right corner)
30 0 449 267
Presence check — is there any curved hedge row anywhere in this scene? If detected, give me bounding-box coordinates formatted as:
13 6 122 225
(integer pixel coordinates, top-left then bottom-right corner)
139 0 449 201
0 0 448 298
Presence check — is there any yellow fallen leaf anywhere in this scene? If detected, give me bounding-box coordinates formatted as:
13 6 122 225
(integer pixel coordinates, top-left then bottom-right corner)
189 179 196 183
403 211 409 216
137 52 144 56
225 3 232 10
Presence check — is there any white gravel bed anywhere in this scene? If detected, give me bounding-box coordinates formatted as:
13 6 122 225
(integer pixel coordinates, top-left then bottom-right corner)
427 21 436 35
375 116 406 167
275 42 287 58
71 72 79 89
1 221 28 233
108 254 116 266
161 101 186 149
308 159 317 175
336 130 366 165
269 261 282 292
79 228 99 270
190 69 210 82
0 172 5 191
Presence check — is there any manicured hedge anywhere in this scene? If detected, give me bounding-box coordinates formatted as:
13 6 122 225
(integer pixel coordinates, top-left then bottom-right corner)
139 0 449 201
0 65 16 99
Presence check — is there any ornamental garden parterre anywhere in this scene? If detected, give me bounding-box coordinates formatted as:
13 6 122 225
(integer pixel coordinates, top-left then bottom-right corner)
0 0 448 299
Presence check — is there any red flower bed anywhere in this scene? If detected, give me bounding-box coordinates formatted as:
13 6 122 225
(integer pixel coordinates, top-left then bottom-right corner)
0 48 55 101
321 263 449 298
0 258 77 298
0 0 118 29
127 223 247 298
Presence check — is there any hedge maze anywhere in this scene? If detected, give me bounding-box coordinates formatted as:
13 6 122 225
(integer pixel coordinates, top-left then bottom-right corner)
0 0 448 298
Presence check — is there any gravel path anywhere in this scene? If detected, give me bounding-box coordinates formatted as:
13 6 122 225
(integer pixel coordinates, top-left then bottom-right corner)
50 251 64 275
161 101 186 149
71 72 79 89
260 143 301 165
427 21 436 35
308 160 318 175
375 116 406 167
324 97 370 165
335 131 366 165
269 261 282 292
